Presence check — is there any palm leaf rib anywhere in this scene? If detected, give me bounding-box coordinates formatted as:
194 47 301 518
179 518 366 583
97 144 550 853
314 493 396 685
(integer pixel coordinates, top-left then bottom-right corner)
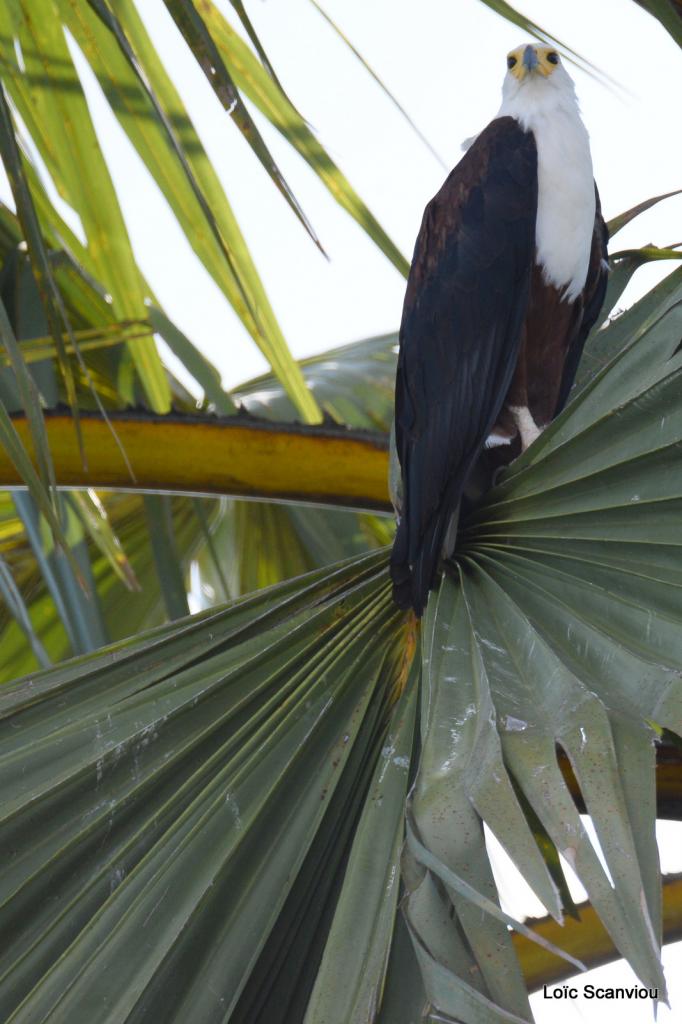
0 411 391 510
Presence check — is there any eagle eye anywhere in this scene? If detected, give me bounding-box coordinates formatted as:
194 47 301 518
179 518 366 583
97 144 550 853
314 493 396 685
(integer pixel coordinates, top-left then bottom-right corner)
507 56 517 69
547 52 559 64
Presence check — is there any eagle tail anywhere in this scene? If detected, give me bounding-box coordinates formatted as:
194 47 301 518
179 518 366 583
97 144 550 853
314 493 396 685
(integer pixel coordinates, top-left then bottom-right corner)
389 517 414 612
390 505 460 618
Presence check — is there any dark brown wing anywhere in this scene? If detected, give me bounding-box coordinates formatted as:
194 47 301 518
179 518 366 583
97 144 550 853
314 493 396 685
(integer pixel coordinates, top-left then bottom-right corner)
391 117 538 615
554 184 609 414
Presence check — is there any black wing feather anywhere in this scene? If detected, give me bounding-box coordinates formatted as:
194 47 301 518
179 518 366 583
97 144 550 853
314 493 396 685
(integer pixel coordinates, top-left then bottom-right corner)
555 184 609 414
391 117 538 615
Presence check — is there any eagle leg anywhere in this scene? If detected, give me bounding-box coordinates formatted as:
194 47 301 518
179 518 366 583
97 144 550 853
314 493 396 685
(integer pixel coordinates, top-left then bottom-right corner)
509 404 542 450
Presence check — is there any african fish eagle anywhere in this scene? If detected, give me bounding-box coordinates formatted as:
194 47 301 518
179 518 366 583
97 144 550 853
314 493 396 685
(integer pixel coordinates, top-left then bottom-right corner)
390 43 609 616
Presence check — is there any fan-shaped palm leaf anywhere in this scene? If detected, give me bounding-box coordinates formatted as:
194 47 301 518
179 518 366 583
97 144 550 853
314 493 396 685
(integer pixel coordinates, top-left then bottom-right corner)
1 262 681 1021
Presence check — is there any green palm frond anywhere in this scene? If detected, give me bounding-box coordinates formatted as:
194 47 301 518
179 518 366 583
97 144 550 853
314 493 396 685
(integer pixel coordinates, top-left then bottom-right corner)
0 0 408 430
477 0 682 62
0 549 413 1021
0 493 217 682
219 331 399 597
233 331 398 430
1 263 681 1020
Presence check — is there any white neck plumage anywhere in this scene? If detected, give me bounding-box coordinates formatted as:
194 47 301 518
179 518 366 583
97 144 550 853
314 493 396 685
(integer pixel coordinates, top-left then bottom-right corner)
497 67 596 303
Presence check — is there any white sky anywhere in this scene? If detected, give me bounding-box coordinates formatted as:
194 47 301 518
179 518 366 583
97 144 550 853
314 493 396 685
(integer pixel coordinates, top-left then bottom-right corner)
1 1 680 1020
